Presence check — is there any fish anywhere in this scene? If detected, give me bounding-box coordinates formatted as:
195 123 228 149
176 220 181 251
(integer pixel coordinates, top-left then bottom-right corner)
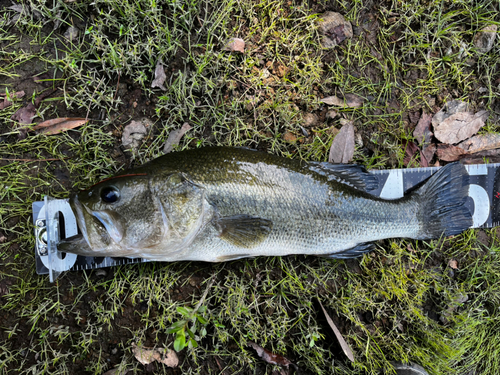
58 147 472 261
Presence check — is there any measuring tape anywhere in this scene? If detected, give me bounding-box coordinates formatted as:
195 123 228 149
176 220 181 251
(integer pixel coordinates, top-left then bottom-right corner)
33 164 500 281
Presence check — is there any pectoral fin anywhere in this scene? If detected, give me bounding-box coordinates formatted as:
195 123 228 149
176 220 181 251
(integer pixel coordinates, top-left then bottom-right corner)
215 214 273 248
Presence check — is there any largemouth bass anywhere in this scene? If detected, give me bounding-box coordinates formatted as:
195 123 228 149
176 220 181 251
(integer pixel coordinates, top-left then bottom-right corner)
59 147 472 261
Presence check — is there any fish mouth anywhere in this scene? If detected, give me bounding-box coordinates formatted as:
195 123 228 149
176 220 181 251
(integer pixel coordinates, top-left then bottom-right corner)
84 206 124 244
68 194 90 245
57 195 93 255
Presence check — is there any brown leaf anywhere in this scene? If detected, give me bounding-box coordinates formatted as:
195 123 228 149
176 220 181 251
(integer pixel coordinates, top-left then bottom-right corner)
248 342 292 367
318 300 354 362
344 93 364 108
437 144 466 162
151 59 167 90
163 122 192 153
132 343 156 365
320 94 362 108
403 141 419 166
329 122 354 163
409 111 421 125
223 38 245 53
31 117 88 135
434 110 488 144
0 90 25 110
11 103 37 124
131 343 178 368
413 112 433 144
448 259 458 270
431 100 469 128
156 348 179 367
320 95 344 107
421 143 436 167
457 133 500 154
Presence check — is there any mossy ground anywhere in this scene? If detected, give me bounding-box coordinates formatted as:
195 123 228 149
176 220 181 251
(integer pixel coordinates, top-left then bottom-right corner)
1 0 500 374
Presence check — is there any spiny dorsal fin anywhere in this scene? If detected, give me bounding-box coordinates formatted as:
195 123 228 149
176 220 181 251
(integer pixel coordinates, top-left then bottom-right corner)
215 214 273 248
308 162 379 192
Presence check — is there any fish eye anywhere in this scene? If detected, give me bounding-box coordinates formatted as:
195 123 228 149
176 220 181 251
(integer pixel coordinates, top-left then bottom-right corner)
100 186 120 203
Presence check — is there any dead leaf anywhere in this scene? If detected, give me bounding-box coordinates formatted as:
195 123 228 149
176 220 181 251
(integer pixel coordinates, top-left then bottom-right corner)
421 143 436 167
0 90 25 110
413 112 433 144
437 144 466 162
31 117 88 135
321 95 362 108
320 95 344 107
163 122 192 153
448 259 458 269
156 348 179 367
132 343 156 365
434 110 488 144
223 38 245 53
151 59 167 90
329 122 354 163
247 342 292 368
318 300 354 362
344 93 364 108
403 141 419 166
8 4 24 13
131 343 178 368
431 100 470 127
11 103 37 124
122 120 147 149
457 133 500 154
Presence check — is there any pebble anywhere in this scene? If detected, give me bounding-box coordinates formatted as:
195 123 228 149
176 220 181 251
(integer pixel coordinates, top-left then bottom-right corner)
473 24 497 54
326 110 338 120
64 26 79 42
303 113 318 127
95 269 107 277
283 131 297 143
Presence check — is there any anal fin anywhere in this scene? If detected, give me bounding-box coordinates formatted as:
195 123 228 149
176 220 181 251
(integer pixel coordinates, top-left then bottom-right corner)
318 243 375 259
217 253 252 261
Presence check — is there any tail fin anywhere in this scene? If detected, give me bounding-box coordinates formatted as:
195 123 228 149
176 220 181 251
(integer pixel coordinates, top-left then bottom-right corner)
415 163 472 239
